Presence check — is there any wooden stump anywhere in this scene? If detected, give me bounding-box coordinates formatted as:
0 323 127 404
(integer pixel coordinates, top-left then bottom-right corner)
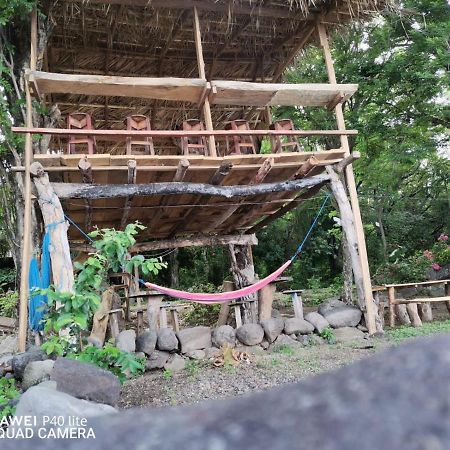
395 303 411 325
217 281 234 326
418 303 433 322
406 303 422 327
258 283 276 321
147 295 164 331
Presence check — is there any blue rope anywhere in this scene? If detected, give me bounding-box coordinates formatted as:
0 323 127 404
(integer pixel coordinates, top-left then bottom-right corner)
64 213 95 243
290 193 331 261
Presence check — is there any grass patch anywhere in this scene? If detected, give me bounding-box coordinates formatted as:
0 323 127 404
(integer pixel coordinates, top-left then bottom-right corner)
185 360 200 377
272 344 295 356
387 319 450 342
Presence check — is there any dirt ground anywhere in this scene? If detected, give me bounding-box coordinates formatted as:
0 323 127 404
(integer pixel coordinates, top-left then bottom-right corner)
119 336 393 410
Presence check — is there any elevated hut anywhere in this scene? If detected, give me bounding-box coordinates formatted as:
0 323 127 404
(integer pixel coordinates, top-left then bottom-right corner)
14 0 388 349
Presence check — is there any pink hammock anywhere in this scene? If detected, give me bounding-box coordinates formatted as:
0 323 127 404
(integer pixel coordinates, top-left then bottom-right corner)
144 259 292 304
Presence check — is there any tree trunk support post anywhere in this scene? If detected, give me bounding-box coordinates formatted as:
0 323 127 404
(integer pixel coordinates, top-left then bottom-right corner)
18 8 38 351
228 243 258 324
193 6 217 157
317 23 376 335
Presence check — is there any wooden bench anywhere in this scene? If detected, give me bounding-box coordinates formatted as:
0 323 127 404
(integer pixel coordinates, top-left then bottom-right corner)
385 279 450 327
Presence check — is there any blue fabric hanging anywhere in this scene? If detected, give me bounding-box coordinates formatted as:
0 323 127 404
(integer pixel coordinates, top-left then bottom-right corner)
28 230 52 331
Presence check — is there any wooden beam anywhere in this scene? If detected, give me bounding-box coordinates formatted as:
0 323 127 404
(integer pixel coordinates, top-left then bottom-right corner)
18 8 37 352
72 233 258 253
206 158 274 232
147 159 190 231
168 161 232 236
13 126 358 138
246 183 326 234
318 23 376 335
120 159 137 229
51 174 329 200
78 156 94 231
193 7 217 157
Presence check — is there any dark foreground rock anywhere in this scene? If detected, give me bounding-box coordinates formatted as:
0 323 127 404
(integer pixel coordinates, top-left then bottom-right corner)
8 336 450 450
11 348 47 380
51 358 121 406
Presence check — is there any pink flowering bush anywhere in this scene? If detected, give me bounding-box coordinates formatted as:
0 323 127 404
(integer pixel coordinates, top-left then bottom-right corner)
423 234 450 271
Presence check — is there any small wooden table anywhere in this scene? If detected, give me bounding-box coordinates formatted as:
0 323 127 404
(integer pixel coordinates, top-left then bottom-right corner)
385 279 450 327
282 290 304 319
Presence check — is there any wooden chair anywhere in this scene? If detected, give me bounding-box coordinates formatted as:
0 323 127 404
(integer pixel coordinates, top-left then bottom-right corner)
225 119 256 155
67 112 96 155
181 119 207 156
270 119 302 153
125 115 155 155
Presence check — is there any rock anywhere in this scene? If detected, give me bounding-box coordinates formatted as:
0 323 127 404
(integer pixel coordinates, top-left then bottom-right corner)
135 352 146 359
304 312 330 334
272 334 299 348
357 325 368 332
309 335 326 345
11 348 47 380
317 298 344 315
186 350 206 360
164 354 186 372
260 318 285 343
17 336 450 450
204 347 221 359
14 384 116 422
157 328 179 352
177 327 212 353
284 318 314 335
236 324 264 346
235 345 266 356
271 309 282 319
318 300 362 328
0 335 18 355
22 360 55 391
51 357 121 406
212 325 236 348
260 340 270 350
333 327 365 343
0 354 13 367
136 330 157 355
146 351 170 371
296 335 311 345
116 329 136 353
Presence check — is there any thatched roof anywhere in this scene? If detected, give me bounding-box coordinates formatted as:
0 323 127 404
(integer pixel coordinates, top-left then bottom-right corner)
45 0 389 153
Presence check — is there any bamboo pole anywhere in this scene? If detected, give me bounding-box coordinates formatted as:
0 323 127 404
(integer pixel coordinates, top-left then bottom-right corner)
317 23 376 334
18 9 38 352
193 7 217 157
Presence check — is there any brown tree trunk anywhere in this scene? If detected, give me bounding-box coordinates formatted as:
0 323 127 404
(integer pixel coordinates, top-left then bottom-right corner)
169 249 179 288
341 234 354 305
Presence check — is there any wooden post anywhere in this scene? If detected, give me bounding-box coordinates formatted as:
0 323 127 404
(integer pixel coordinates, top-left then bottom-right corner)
388 286 396 328
217 280 234 326
445 282 450 314
318 23 376 335
258 283 276 321
193 6 217 157
18 9 37 351
228 243 258 324
30 163 75 293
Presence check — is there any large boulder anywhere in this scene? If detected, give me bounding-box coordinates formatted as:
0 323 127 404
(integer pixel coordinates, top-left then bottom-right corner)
136 330 157 355
186 350 206 360
164 354 186 373
157 328 179 352
116 329 136 353
22 360 55 391
212 325 236 348
304 312 329 334
0 335 18 356
146 351 170 371
236 324 264 346
333 327 365 343
284 318 314 335
51 358 121 406
272 334 299 348
319 300 362 328
14 383 116 422
11 348 47 380
7 336 450 450
260 318 284 343
177 327 212 354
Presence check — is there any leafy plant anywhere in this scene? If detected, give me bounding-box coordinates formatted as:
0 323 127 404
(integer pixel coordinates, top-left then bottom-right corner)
69 344 145 383
184 360 200 377
41 335 71 357
320 327 336 344
0 290 18 317
272 344 295 356
163 369 173 380
0 378 20 419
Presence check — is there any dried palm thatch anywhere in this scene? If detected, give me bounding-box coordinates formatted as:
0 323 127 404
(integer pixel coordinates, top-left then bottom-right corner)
44 0 392 154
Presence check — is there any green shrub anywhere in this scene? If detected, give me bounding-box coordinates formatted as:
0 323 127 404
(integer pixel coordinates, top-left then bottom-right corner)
0 291 17 318
0 378 20 419
320 327 336 344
